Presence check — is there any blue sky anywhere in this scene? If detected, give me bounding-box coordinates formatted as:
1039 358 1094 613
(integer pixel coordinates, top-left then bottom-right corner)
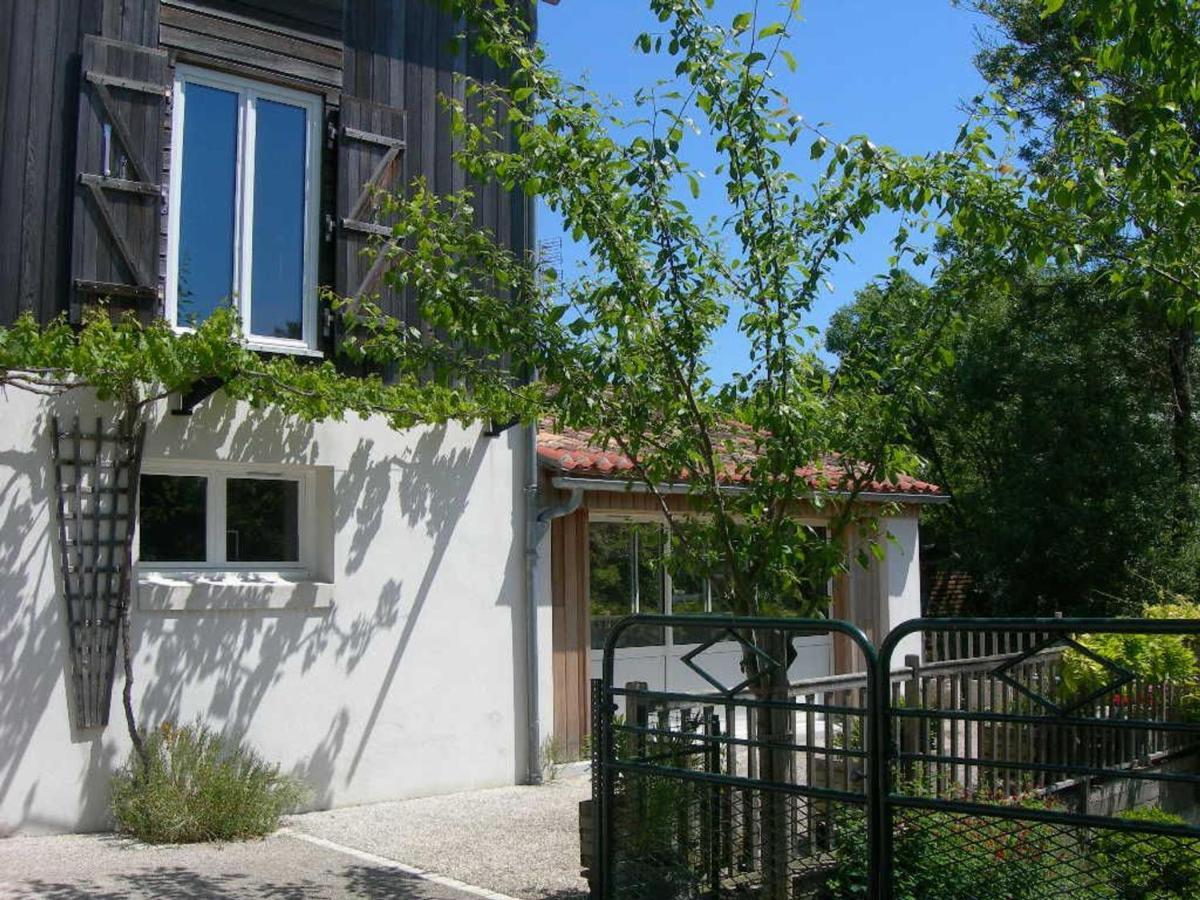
535 1 993 380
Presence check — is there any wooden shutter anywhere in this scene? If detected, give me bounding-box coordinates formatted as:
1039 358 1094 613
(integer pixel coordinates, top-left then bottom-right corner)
336 95 408 320
71 34 169 319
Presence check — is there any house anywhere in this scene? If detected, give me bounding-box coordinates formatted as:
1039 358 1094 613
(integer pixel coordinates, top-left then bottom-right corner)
535 422 946 758
0 0 944 836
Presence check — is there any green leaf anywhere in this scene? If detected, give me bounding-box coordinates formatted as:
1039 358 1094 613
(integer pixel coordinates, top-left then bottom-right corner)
732 11 753 32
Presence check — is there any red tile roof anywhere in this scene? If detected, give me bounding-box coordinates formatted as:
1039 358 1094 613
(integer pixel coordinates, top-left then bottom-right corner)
537 422 945 498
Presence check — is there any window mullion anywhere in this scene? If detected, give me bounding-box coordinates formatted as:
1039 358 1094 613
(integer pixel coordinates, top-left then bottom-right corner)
237 89 255 336
209 474 226 565
302 104 319 349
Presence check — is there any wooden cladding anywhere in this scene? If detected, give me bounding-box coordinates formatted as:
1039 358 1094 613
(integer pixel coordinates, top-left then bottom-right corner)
0 0 101 325
2 0 531 331
336 96 407 310
551 506 591 759
160 0 343 96
71 35 169 313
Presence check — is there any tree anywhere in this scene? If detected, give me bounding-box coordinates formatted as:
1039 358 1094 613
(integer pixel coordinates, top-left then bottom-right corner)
4 2 996 890
433 5 993 891
960 0 1200 492
829 269 1188 615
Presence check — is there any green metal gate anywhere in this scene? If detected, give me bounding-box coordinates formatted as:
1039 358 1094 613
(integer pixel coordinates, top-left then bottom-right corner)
591 615 1200 899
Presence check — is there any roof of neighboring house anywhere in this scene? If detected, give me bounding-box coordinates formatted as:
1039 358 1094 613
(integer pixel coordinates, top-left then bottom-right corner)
536 422 946 499
922 569 976 617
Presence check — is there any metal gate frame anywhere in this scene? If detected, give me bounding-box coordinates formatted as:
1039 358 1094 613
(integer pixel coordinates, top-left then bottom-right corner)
875 617 1200 899
593 614 1200 899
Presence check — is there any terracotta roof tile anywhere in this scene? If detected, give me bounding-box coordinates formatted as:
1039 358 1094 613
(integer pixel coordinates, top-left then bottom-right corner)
537 421 945 498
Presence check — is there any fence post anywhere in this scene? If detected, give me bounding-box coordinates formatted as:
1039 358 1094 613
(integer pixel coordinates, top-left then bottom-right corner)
902 654 922 783
590 678 605 900
703 707 721 897
869 641 892 900
626 680 649 841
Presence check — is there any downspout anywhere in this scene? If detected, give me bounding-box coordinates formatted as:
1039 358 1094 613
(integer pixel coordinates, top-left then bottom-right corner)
524 422 583 784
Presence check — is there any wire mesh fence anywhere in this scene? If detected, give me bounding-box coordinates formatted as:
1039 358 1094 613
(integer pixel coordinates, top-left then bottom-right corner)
879 618 1200 900
594 617 877 899
591 615 1200 900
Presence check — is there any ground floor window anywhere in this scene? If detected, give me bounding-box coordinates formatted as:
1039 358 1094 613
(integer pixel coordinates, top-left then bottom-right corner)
588 519 833 650
589 521 665 649
138 465 307 570
589 520 739 650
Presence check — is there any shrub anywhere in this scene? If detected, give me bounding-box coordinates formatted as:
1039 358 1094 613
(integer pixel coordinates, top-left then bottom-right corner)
1090 808 1200 900
826 795 1091 899
111 721 306 843
1062 613 1196 702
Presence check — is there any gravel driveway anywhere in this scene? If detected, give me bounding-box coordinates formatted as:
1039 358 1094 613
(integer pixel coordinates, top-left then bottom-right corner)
0 775 590 900
288 774 590 900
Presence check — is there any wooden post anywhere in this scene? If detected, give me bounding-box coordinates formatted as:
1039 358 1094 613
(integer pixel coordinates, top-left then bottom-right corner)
753 629 795 900
902 654 922 784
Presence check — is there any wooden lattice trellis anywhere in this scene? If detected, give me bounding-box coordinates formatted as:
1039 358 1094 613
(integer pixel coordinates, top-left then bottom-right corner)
50 414 145 729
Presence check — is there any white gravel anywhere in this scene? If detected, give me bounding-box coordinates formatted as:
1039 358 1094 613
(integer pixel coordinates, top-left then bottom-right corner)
289 775 591 900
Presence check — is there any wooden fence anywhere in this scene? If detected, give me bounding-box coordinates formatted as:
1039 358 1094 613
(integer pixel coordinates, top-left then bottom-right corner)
618 641 1189 831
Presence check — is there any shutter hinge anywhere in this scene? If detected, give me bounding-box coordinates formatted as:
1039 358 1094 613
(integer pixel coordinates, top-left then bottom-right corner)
326 118 338 150
324 213 336 243
322 304 334 338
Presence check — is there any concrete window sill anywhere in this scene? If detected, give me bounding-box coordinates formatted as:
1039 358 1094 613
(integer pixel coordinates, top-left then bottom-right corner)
137 571 334 613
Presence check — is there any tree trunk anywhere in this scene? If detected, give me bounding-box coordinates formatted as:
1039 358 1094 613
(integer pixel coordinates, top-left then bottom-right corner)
121 609 148 769
749 628 795 900
118 402 148 771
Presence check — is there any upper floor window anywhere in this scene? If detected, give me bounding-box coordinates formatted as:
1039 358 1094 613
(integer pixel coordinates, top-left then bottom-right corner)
166 67 322 353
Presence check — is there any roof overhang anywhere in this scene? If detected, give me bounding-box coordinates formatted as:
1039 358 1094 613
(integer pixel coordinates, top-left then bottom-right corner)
547 474 951 506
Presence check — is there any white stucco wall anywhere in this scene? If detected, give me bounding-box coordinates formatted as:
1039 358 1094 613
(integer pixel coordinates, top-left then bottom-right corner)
0 387 534 835
881 513 924 665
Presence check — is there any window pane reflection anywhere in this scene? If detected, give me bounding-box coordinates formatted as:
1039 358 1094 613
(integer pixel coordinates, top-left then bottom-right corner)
226 478 300 563
250 99 307 340
670 567 709 646
589 522 665 649
176 83 238 325
140 475 207 562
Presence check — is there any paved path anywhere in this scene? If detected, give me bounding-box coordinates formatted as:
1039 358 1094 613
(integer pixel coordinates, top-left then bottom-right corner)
0 776 590 900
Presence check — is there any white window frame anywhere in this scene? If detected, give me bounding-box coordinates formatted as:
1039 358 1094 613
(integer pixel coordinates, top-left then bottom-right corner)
165 66 323 355
136 461 317 574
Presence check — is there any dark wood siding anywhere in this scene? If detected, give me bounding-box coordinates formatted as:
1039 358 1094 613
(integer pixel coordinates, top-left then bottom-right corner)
0 0 533 328
0 0 166 325
338 0 534 333
160 0 343 96
0 0 101 324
